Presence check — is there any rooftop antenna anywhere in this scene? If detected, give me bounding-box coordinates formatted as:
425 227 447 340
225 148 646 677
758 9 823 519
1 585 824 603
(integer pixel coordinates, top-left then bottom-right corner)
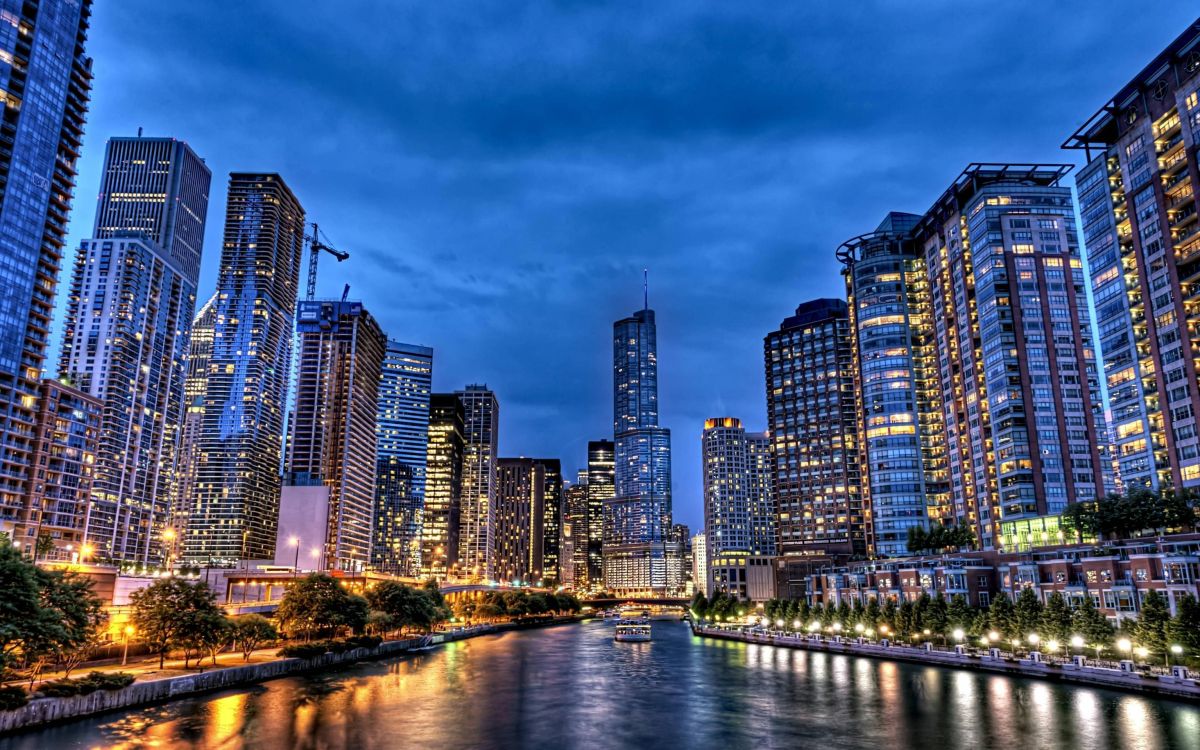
137 126 143 137
643 268 648 311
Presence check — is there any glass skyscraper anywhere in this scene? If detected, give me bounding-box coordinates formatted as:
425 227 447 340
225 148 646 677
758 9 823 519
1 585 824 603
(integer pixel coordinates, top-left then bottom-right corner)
184 174 306 565
0 1 93 539
371 340 433 576
606 305 673 593
456 384 499 579
60 136 211 565
421 393 464 579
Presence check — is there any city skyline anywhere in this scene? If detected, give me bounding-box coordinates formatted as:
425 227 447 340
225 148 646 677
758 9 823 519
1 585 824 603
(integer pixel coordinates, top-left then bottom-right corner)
49 4 1200 532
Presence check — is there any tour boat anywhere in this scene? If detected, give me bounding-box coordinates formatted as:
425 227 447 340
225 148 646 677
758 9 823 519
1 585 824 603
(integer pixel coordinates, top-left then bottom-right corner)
614 620 652 642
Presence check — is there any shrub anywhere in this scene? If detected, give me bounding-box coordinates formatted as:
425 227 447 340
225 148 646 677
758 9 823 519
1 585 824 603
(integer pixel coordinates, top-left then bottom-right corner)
277 643 328 659
0 685 27 710
346 635 382 650
79 672 134 691
36 680 82 698
323 639 351 654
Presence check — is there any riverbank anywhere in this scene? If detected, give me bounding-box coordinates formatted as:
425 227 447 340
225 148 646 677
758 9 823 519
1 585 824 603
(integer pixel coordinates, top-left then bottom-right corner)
692 624 1200 701
0 615 584 735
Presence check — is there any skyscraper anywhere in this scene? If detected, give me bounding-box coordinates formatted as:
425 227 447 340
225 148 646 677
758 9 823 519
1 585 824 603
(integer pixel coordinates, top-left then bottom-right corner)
539 457 563 582
561 479 585 588
172 294 216 552
282 300 387 571
607 302 673 594
0 2 93 538
840 167 1112 555
494 457 545 584
701 418 776 594
691 530 707 597
184 174 306 565
456 385 499 579
371 341 433 575
763 299 864 576
421 393 465 579
838 214 950 558
60 136 212 565
585 439 614 589
1065 22 1200 493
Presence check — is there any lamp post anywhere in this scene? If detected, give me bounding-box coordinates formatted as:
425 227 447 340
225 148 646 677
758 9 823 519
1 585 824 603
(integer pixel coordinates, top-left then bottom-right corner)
162 528 176 572
1170 644 1184 667
122 625 134 666
290 536 300 577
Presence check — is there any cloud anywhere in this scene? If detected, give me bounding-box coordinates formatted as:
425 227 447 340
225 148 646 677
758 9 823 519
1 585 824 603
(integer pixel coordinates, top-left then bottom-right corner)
59 1 1200 529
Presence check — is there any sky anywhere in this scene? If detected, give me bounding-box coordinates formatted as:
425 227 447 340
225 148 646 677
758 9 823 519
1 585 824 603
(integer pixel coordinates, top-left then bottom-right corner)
56 2 1200 531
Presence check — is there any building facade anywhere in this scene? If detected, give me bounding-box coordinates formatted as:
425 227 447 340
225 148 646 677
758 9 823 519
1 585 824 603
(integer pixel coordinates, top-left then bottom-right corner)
691 530 708 597
283 300 387 572
371 341 433 576
7 380 101 561
607 306 673 593
421 393 464 579
1065 24 1200 492
0 1 93 541
456 385 499 579
493 458 545 584
764 300 863 563
184 174 306 565
60 136 211 565
539 458 563 583
171 294 216 555
585 440 613 589
838 214 950 558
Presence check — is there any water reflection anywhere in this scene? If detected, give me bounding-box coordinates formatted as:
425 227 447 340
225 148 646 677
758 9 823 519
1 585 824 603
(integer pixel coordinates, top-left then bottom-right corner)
1 622 1197 750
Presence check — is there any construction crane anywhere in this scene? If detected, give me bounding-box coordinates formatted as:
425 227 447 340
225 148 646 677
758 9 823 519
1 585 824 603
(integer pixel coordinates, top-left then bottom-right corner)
304 222 349 301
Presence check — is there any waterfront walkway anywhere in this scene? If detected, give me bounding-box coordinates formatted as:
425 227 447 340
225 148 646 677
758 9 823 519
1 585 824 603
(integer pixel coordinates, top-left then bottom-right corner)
692 624 1200 701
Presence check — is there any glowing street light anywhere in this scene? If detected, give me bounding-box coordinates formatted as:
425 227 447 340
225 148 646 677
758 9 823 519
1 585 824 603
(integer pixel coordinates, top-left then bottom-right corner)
792 619 802 631
854 623 865 634
952 628 964 642
1046 640 1060 653
1117 638 1132 654
1027 633 1040 646
1070 635 1085 651
122 625 135 666
987 631 1000 642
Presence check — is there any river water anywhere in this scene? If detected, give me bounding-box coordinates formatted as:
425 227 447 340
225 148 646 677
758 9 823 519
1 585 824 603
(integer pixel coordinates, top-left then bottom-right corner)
2 620 1198 749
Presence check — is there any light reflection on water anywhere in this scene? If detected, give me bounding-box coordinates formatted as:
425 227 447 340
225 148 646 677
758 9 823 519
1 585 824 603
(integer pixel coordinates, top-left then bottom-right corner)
1 621 1197 750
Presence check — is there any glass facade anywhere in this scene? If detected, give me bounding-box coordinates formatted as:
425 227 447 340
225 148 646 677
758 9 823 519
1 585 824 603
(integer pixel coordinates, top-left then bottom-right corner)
184 174 306 565
701 418 776 591
0 1 92 530
420 394 464 579
1066 33 1200 491
371 340 433 576
455 384 498 579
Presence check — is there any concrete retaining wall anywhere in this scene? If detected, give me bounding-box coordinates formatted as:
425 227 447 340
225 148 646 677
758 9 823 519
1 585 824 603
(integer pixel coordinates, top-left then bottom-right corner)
0 632 466 734
694 626 1200 702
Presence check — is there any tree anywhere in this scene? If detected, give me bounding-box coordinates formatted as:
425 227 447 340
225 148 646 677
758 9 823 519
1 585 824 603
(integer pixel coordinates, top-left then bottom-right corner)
1163 489 1197 533
880 598 898 635
690 591 709 620
129 577 224 669
276 574 360 640
230 614 277 662
0 540 46 674
33 533 55 562
1041 592 1073 643
187 611 231 669
1060 501 1098 544
947 594 973 632
926 595 949 641
1169 594 1200 661
1072 596 1114 657
1014 588 1044 641
906 526 928 554
1136 590 1171 663
987 593 1017 641
366 581 437 633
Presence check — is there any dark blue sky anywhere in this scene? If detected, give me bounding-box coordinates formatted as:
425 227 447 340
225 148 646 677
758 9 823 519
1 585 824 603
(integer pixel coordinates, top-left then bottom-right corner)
58 3 1199 531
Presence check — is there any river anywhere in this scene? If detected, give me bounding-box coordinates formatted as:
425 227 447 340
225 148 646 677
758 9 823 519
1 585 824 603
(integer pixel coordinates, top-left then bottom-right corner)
2 620 1198 749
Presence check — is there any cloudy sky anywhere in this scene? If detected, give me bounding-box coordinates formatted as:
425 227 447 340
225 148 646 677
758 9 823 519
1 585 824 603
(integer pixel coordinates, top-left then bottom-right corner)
58 2 1200 530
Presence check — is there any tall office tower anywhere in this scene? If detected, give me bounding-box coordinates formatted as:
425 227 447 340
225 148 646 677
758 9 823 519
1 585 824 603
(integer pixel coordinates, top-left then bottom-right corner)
920 165 1109 549
586 439 614 589
838 214 951 558
668 522 691 594
762 299 864 579
563 480 589 589
701 418 777 592
6 380 101 560
493 458 545 583
1065 23 1200 492
607 303 673 593
371 341 433 575
60 137 212 565
171 294 216 552
282 300 386 571
456 385 499 578
691 530 708 596
184 174 306 565
538 458 563 582
421 394 464 579
0 2 93 537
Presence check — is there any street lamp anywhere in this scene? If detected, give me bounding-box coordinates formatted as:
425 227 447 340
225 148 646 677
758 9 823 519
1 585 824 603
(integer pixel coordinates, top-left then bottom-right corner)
1027 633 1040 647
122 625 135 666
1170 644 1184 666
952 628 964 642
290 536 300 577
1070 635 1085 653
792 619 801 631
